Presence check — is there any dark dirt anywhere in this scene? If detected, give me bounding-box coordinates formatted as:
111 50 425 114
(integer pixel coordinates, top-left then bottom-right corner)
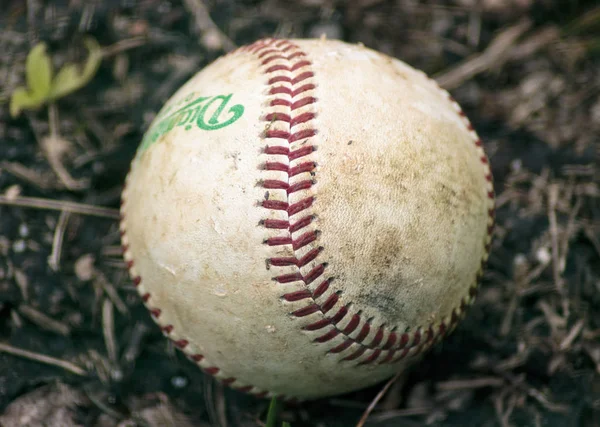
1 1 599 426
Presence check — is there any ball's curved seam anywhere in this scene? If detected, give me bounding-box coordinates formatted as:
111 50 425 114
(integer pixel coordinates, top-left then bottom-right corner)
119 38 495 400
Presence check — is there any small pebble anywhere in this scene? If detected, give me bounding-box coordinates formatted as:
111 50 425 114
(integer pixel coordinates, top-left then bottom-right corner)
12 240 26 253
171 375 188 389
19 224 29 238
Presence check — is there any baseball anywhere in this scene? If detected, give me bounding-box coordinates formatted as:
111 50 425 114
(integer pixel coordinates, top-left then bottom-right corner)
120 38 494 400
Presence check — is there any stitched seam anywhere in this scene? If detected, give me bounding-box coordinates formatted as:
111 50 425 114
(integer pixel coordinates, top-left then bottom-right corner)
254 41 496 365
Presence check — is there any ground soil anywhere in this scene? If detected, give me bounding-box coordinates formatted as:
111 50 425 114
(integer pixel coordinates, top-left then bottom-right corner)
0 1 599 426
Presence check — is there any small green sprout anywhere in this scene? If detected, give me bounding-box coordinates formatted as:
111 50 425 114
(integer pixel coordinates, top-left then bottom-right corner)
265 397 291 427
10 37 102 117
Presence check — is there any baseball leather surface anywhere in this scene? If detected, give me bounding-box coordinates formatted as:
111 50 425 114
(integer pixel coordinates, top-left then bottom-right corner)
120 38 495 399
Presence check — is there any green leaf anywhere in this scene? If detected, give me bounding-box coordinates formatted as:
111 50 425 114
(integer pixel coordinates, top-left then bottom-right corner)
10 87 38 117
9 42 53 117
49 36 102 100
282 423 291 427
265 397 280 427
26 42 53 99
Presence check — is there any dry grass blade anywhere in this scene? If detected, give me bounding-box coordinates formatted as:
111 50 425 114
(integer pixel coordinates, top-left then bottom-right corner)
0 195 119 219
18 304 71 336
102 298 118 364
0 342 88 376
0 161 57 190
48 210 70 272
435 19 532 89
182 0 236 52
436 377 505 391
356 372 401 427
559 319 585 351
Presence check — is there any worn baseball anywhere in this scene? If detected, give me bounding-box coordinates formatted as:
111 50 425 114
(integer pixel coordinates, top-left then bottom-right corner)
120 38 494 400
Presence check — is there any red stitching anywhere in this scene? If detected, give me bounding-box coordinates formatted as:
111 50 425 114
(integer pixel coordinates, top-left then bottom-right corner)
265 236 292 246
261 52 307 65
264 129 317 142
261 179 314 195
270 99 291 107
287 180 314 194
261 200 288 210
289 215 313 233
274 272 303 284
315 328 339 343
292 231 318 250
174 339 188 349
320 292 340 313
398 333 410 349
273 247 321 269
267 73 313 85
288 197 314 216
369 327 384 347
258 49 279 58
329 339 353 354
291 97 316 110
262 111 316 128
275 40 292 48
262 219 289 229
289 162 316 177
265 60 311 74
262 179 288 190
354 323 371 343
282 290 312 302
360 349 381 364
303 263 326 285
269 86 292 95
263 161 288 172
264 112 291 123
204 367 220 375
382 332 397 350
303 318 330 331
343 347 367 361
292 304 319 317
312 278 330 298
264 129 289 139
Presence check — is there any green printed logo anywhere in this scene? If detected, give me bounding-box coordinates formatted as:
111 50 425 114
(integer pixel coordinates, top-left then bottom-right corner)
140 93 244 151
